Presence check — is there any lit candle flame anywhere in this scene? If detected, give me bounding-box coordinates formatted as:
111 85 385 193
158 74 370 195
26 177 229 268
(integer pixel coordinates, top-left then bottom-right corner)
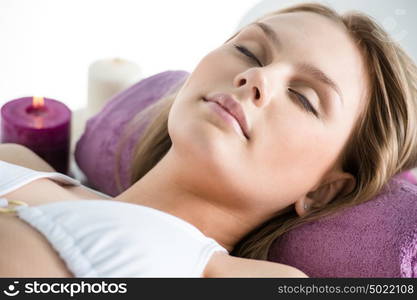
32 96 45 108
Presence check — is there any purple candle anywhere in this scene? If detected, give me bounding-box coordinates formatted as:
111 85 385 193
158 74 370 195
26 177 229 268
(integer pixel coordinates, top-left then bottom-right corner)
1 96 71 174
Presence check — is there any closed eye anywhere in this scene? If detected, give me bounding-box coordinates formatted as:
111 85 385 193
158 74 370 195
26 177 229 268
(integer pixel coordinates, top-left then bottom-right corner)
234 44 319 118
233 44 263 67
288 88 319 118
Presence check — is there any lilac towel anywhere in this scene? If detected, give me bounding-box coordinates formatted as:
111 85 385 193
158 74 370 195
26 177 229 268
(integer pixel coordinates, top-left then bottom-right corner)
397 170 417 185
268 176 417 278
75 70 189 196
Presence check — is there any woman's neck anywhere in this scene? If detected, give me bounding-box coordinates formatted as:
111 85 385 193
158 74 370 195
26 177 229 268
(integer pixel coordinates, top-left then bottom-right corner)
114 148 259 253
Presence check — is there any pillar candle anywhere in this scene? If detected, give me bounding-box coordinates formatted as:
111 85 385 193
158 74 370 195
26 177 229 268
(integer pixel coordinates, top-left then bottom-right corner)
1 96 71 174
87 57 141 117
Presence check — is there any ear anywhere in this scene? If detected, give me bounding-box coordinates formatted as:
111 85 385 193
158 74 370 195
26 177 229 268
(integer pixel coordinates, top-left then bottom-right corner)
295 171 356 217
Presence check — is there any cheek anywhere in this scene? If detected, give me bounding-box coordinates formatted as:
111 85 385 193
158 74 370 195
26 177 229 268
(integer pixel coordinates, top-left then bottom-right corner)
252 119 335 190
191 47 237 85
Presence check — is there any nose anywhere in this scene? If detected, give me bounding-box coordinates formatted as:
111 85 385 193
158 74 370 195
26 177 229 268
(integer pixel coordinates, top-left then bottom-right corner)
234 64 290 107
234 68 269 107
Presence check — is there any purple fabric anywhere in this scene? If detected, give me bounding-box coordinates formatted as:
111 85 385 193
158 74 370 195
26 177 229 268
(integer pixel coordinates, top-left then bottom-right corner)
75 70 189 196
268 177 417 277
75 70 417 277
396 170 417 185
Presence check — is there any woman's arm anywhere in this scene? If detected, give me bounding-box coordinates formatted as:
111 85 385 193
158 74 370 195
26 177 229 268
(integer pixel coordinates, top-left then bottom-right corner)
204 251 309 278
0 143 57 172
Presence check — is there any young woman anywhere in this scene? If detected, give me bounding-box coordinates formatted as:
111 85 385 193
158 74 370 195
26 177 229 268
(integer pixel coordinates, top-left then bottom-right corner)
1 2 416 277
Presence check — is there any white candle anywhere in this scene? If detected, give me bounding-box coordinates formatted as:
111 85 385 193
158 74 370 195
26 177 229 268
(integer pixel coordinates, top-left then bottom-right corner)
87 57 141 117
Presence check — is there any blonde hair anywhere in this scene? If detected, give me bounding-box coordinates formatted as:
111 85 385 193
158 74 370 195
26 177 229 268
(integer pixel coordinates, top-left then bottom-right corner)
115 2 417 260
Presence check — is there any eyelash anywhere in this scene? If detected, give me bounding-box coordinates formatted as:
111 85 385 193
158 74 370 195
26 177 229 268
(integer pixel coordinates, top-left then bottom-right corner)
233 44 263 67
288 88 319 118
233 43 319 118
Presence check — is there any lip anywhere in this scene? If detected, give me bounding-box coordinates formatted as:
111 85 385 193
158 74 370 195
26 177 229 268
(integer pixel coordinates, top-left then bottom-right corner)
203 93 250 139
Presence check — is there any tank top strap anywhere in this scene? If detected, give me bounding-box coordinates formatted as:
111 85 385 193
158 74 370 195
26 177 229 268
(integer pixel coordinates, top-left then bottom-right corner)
0 197 28 214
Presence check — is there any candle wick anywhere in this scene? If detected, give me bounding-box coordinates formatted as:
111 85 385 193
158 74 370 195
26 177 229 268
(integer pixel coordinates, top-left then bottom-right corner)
26 104 48 116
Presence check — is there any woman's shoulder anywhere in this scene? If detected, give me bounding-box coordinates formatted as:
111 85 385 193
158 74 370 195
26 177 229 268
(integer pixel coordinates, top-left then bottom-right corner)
203 251 309 278
0 143 57 173
0 143 109 205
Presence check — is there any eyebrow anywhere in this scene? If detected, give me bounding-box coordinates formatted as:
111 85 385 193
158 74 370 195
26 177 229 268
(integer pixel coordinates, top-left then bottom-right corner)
253 22 282 51
254 21 344 105
295 63 344 105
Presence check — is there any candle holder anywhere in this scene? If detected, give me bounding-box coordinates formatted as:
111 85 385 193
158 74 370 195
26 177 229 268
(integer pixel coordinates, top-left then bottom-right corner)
1 97 72 174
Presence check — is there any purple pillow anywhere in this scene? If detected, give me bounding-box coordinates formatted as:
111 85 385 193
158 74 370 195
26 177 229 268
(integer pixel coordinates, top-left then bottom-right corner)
75 70 417 277
396 170 417 185
268 176 417 278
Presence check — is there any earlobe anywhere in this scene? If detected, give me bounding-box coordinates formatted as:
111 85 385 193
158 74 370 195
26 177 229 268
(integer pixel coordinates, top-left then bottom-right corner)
295 172 356 217
294 196 312 217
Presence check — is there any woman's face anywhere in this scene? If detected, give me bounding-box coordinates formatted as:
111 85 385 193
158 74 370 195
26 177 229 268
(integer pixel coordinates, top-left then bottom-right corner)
168 11 367 218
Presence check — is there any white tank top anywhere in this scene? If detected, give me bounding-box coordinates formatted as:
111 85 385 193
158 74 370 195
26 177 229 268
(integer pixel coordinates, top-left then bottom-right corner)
0 160 228 277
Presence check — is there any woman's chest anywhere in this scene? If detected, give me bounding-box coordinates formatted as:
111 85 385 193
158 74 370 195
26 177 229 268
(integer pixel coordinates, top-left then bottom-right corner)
2 178 107 206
